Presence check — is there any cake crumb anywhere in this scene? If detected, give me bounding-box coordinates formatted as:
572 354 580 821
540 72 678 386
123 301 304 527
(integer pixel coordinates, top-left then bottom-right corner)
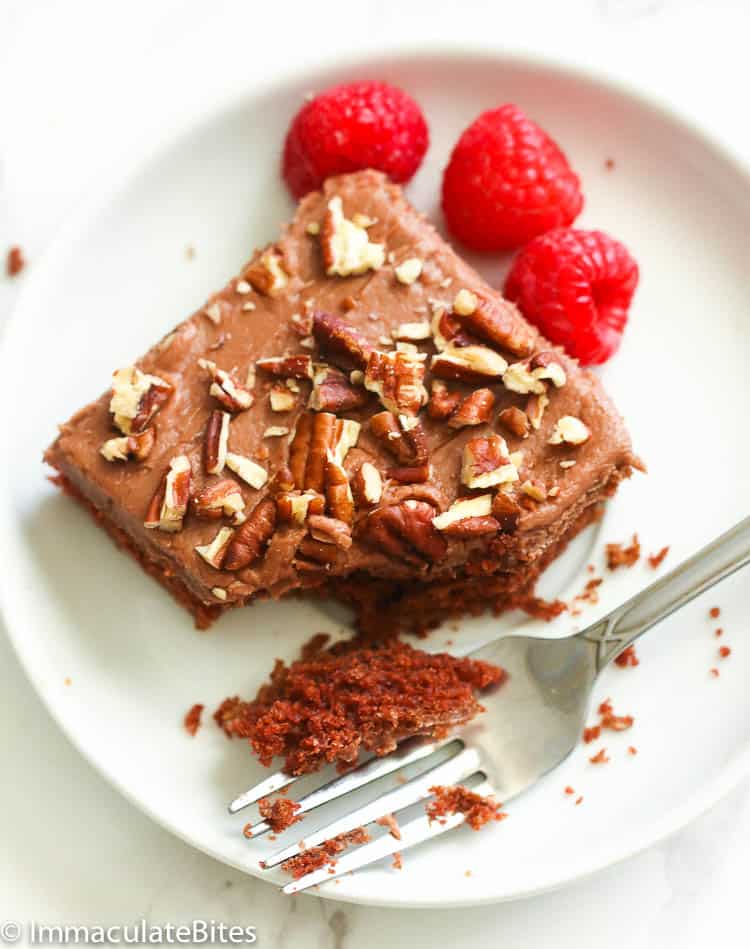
710 668 720 678
184 703 204 736
519 595 567 622
628 745 638 755
564 786 575 795
258 796 302 833
281 827 370 879
606 534 641 570
185 244 195 260
64 677 72 687
589 748 609 764
376 813 401 840
715 628 723 638
719 645 731 659
647 546 670 569
391 852 403 870
614 645 639 668
575 795 584 805
426 785 506 831
709 607 721 619
6 245 25 276
605 158 616 171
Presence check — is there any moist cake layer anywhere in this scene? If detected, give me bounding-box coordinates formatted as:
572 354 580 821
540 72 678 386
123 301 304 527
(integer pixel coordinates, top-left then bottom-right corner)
46 170 637 624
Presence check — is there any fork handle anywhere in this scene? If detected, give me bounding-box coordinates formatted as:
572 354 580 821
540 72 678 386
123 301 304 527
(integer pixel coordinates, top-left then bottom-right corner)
584 515 750 671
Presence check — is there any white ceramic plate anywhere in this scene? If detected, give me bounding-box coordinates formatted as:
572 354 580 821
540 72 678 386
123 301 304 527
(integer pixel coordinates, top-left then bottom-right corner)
2 51 750 908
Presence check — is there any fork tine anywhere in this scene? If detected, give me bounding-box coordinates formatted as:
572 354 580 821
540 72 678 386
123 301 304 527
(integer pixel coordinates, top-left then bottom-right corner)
228 770 299 814
242 736 460 838
283 775 495 894
263 744 481 869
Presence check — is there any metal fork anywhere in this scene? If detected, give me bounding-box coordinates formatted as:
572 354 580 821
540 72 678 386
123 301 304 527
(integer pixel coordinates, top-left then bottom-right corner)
229 516 750 894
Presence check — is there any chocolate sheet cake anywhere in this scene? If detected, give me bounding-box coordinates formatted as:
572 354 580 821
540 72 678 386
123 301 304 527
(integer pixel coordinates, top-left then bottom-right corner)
45 170 637 633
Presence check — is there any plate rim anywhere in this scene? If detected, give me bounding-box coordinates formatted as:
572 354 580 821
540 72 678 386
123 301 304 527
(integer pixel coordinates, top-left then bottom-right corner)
2 43 750 908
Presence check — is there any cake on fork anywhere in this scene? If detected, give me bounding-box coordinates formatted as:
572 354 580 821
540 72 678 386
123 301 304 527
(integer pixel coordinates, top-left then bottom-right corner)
45 170 638 633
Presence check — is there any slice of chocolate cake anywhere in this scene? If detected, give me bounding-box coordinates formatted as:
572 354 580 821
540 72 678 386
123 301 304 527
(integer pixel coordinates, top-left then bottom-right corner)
45 170 638 632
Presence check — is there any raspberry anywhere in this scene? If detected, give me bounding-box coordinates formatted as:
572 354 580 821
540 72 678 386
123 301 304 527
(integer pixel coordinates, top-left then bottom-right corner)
282 81 429 200
503 228 639 365
442 105 583 252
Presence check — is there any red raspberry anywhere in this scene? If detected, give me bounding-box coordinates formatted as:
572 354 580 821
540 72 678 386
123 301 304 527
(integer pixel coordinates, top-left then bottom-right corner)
442 105 583 252
282 81 429 200
503 228 639 365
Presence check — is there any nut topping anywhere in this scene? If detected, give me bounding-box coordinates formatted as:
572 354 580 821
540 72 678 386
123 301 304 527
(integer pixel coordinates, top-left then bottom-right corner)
321 195 385 277
530 351 567 388
364 348 428 416
325 453 354 526
223 497 277 571
309 365 369 412
269 384 297 413
454 290 535 358
276 491 325 525
394 258 423 285
370 411 427 465
427 381 462 421
109 367 172 435
548 416 591 446
144 455 191 532
521 479 547 502
431 344 508 384
192 479 245 520
447 388 495 429
461 435 519 490
100 428 155 463
244 250 289 295
199 359 254 412
386 463 431 484
492 491 522 533
263 426 290 438
503 355 566 395
439 516 501 538
352 462 383 506
312 311 374 370
525 392 549 430
453 289 478 316
365 500 447 563
307 514 353 550
204 410 230 475
288 412 360 492
392 320 431 341
225 452 268 489
195 526 235 569
433 495 493 531
256 355 314 379
498 406 530 439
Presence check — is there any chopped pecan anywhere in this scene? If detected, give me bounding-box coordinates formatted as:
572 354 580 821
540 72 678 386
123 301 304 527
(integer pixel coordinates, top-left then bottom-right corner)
195 526 235 569
498 406 530 439
364 500 447 563
290 312 314 337
427 381 462 421
440 516 501 537
204 410 230 475
454 289 535 358
364 349 427 416
223 498 277 571
144 455 191 532
269 465 295 495
432 495 493 531
307 514 353 550
225 452 268 489
244 250 288 295
548 416 590 446
100 428 155 462
192 479 245 520
431 307 475 351
492 492 522 533
521 479 547 502
431 345 507 384
525 392 549 430
453 289 478 316
199 359 253 412
447 389 495 429
309 365 368 412
295 535 340 569
256 355 313 379
352 462 383 506
370 411 428 465
385 483 446 511
312 311 373 370
386 463 431 483
276 490 325 525
269 384 297 412
320 195 385 277
325 454 354 525
109 367 172 434
288 412 360 492
393 320 431 341
461 435 518 490
394 258 423 285
503 354 566 395
530 351 567 387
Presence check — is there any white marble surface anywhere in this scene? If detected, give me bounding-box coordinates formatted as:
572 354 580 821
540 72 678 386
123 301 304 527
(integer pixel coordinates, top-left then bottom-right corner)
1 0 748 945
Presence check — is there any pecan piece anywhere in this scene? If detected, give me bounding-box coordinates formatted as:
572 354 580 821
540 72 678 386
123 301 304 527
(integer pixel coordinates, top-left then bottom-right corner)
295 536 340 569
309 365 368 412
144 455 191 532
192 479 245 520
269 384 297 412
503 354 566 395
320 196 385 277
289 412 360 491
431 307 475 351
307 514 353 550
223 498 277 571
256 355 313 379
492 492 522 534
548 416 590 446
109 367 172 435
312 311 373 371
199 359 253 412
433 495 493 531
386 463 431 483
370 411 428 465
498 406 530 439
461 435 519 490
276 491 325 525
427 381 462 421
100 427 155 462
440 515 501 537
364 349 428 416
225 452 268 489
447 389 495 429
204 410 230 475
195 526 235 569
364 500 446 563
325 454 354 526
431 345 507 384
352 462 383 507
521 479 548 502
244 250 288 295
453 289 535 358
525 392 549 430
